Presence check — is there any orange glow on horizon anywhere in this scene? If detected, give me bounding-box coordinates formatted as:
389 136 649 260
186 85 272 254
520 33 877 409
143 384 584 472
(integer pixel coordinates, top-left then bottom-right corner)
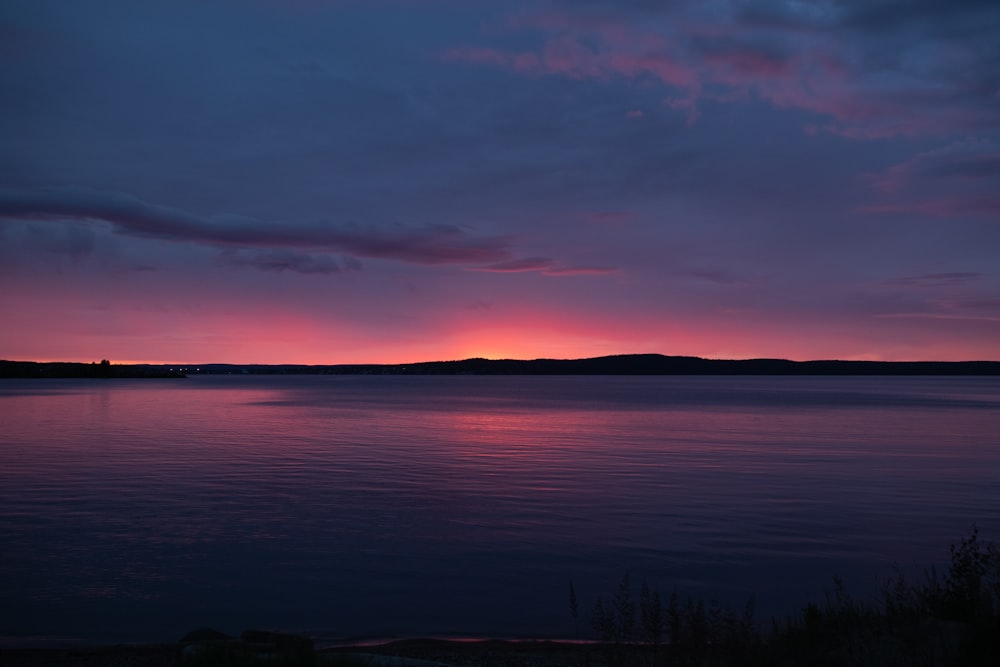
3 292 997 364
11 345 1000 366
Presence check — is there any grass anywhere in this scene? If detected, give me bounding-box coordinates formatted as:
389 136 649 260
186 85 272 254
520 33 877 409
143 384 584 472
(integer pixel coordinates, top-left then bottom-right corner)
148 528 1000 666
577 527 1000 666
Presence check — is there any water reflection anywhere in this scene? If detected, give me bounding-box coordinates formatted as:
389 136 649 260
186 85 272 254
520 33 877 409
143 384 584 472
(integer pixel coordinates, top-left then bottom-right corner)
1 375 998 643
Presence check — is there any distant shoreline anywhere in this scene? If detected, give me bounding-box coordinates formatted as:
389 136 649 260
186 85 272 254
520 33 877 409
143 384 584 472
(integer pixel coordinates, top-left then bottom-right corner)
3 354 1000 378
0 360 185 379
0 637 596 667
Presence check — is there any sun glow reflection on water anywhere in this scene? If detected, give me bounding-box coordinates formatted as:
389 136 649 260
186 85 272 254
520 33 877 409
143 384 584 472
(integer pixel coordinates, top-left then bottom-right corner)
1 375 999 644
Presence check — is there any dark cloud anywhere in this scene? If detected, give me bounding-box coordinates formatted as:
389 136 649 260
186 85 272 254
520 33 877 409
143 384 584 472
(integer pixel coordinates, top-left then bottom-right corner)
844 0 1000 31
927 155 1000 179
549 0 678 10
689 269 747 286
0 187 512 265
541 264 617 276
837 0 1000 125
474 257 554 272
472 256 617 276
863 139 1000 218
884 272 983 288
861 198 1000 217
218 249 360 275
735 3 834 32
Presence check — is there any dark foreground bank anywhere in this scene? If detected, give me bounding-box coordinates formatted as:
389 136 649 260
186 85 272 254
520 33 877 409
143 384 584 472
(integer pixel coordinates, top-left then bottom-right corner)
0 638 588 667
3 528 999 666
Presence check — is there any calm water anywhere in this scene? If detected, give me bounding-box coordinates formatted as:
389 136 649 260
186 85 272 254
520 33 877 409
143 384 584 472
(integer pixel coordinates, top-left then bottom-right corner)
1 375 999 645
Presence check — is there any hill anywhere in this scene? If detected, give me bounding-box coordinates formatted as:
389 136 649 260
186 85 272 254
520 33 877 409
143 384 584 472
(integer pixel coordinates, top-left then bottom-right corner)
185 354 1000 376
5 354 999 378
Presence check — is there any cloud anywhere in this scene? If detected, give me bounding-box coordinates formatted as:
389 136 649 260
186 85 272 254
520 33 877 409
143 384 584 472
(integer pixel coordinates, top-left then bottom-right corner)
871 270 1000 326
858 199 1000 218
471 256 617 276
862 139 1000 218
217 249 361 275
541 265 618 276
0 187 512 265
868 139 1000 193
442 0 1000 139
586 210 637 225
929 155 1000 179
844 0 1000 33
874 312 1000 323
689 268 748 286
884 272 983 288
473 257 554 272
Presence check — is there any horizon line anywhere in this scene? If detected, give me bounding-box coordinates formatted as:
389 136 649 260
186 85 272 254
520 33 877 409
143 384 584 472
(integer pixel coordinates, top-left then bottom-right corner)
6 353 1000 366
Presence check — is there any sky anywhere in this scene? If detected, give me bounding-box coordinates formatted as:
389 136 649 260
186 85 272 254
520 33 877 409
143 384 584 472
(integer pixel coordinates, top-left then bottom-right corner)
1 0 999 364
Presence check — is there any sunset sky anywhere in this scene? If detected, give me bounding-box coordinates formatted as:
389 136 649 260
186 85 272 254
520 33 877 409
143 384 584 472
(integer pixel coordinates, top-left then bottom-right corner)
2 0 999 364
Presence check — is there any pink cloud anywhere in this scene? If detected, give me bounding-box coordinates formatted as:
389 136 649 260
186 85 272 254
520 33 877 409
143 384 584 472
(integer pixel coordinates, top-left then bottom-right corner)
441 7 994 140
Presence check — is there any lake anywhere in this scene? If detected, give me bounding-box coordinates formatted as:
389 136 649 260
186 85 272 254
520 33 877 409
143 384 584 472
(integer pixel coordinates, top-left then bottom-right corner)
1 374 999 646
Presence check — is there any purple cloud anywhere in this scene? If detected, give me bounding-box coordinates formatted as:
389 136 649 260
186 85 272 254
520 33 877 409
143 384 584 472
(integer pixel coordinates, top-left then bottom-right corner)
0 187 512 265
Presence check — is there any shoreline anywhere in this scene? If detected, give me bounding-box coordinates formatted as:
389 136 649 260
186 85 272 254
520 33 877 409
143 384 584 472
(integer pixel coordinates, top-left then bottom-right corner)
0 634 592 650
5 355 1000 378
0 636 596 667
